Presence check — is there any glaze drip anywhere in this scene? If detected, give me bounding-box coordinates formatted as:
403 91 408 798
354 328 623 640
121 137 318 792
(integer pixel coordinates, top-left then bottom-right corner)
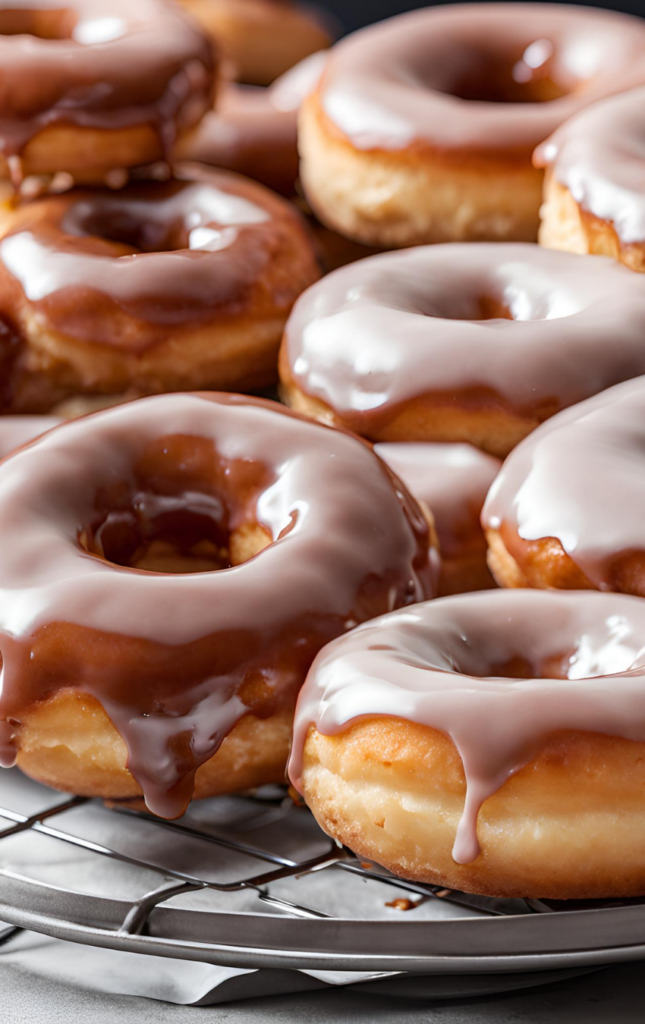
289 591 645 864
0 393 435 816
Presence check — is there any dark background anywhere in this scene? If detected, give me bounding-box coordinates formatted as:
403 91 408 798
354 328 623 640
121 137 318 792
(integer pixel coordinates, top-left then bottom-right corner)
324 0 645 33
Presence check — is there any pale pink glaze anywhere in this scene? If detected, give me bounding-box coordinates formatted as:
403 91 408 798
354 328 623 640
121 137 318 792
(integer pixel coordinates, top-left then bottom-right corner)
375 443 500 561
0 416 60 458
483 376 645 589
289 591 645 864
316 4 645 156
283 244 645 431
535 86 645 245
0 393 435 816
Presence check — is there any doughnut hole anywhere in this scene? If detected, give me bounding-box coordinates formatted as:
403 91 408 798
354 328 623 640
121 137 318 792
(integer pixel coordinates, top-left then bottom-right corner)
422 38 572 105
11 431 290 807
78 433 273 574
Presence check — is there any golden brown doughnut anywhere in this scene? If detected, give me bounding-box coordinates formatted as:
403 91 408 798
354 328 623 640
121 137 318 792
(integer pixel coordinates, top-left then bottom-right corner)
280 245 645 458
176 0 333 85
483 377 645 596
0 165 320 412
0 0 216 186
0 393 436 816
291 591 645 898
300 4 645 247
536 87 645 272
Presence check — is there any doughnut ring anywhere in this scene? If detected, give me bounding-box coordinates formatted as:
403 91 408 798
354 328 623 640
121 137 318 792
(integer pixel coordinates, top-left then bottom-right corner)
299 4 645 247
0 0 216 185
376 443 500 596
280 244 645 458
536 87 645 273
176 0 333 85
290 590 645 898
0 165 320 413
0 393 436 817
484 376 645 596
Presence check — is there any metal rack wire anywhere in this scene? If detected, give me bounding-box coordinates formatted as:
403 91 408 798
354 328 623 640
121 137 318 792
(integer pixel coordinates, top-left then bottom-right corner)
1 767 645 975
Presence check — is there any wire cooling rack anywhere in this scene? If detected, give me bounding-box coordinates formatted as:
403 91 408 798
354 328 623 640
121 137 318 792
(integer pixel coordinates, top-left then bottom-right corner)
1 767 645 975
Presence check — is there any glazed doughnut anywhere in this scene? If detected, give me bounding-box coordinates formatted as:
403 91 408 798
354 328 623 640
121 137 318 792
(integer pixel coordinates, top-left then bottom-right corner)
0 0 216 186
0 165 320 413
0 393 436 817
375 444 500 595
536 87 645 273
175 53 327 196
290 590 645 898
483 376 645 596
300 4 645 247
280 244 645 458
176 0 333 85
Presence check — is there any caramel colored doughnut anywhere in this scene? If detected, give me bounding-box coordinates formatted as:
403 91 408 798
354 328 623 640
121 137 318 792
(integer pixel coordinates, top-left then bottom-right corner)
300 4 645 247
483 376 645 596
0 0 216 186
0 393 436 816
376 443 500 596
290 591 645 898
176 0 333 85
280 245 645 458
0 165 320 413
536 87 645 272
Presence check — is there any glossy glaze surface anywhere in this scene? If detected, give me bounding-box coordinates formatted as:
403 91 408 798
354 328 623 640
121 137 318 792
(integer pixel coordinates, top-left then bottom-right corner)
290 591 645 863
0 393 435 815
483 376 645 589
0 415 60 457
315 4 645 156
0 165 315 349
535 87 645 244
0 0 215 164
282 244 645 431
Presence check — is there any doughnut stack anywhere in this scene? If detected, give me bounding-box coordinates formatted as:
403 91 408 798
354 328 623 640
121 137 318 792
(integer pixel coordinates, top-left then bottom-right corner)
2 1 645 902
